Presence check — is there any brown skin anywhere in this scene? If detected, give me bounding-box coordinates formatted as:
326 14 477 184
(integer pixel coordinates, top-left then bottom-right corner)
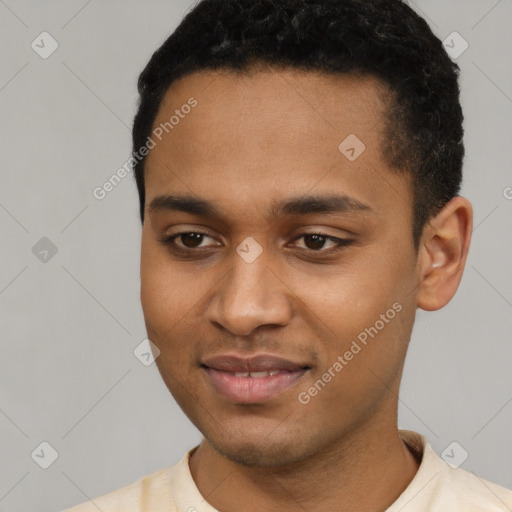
140 67 472 512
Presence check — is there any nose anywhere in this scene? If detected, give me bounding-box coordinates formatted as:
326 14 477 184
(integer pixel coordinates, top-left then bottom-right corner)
205 248 293 337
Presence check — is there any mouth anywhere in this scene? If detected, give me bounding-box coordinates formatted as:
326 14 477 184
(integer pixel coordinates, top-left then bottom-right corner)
201 354 311 404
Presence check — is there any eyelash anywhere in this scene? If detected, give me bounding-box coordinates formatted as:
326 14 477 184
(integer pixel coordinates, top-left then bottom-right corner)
158 230 354 256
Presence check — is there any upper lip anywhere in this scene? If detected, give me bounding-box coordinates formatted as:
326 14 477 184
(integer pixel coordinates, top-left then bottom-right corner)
201 354 310 373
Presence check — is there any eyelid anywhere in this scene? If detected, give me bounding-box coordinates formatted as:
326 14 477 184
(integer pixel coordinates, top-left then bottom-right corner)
159 229 354 255
289 232 354 253
158 229 218 248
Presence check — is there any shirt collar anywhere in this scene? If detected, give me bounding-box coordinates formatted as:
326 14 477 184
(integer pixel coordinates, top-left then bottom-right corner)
169 430 443 512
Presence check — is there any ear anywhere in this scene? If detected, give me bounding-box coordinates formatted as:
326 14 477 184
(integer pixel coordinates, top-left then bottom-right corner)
416 196 473 311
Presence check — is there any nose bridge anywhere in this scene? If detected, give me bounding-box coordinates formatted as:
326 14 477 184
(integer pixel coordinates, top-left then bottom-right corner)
206 245 292 336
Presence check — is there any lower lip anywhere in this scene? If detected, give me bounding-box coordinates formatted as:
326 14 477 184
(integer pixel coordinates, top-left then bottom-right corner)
203 367 309 404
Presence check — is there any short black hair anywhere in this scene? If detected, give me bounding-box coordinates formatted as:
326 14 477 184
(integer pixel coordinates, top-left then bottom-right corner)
132 0 464 248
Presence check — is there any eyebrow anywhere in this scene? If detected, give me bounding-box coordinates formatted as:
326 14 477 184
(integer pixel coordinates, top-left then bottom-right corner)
148 193 374 219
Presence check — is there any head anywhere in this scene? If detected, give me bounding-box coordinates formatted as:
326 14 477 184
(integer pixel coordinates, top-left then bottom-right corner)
135 0 472 467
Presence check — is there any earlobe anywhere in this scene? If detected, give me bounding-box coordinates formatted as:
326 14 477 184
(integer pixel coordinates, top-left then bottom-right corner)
416 196 473 311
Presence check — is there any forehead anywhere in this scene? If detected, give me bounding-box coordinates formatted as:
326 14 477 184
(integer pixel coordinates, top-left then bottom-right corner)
143 67 411 224
149 66 390 155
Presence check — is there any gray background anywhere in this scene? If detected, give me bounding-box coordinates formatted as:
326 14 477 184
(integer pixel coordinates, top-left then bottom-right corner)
0 1 511 511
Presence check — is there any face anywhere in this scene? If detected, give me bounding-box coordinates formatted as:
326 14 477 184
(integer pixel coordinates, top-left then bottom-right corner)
140 67 421 467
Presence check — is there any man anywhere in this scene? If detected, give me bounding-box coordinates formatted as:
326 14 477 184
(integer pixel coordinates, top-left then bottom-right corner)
66 0 512 510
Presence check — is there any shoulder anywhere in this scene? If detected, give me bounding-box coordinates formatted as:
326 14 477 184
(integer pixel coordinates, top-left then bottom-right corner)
393 431 512 511
63 465 176 512
433 462 512 511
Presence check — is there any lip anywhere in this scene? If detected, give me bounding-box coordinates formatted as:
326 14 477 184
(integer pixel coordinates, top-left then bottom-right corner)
202 354 309 373
201 353 311 404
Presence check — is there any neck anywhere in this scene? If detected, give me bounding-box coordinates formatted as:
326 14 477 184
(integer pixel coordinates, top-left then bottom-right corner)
188 421 420 512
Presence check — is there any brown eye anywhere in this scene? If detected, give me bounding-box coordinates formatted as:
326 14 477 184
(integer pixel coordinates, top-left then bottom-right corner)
159 231 217 251
292 233 353 253
179 233 206 248
303 234 329 250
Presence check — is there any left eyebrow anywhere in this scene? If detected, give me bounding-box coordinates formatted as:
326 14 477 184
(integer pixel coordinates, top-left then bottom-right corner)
148 194 220 217
147 193 375 220
270 193 374 217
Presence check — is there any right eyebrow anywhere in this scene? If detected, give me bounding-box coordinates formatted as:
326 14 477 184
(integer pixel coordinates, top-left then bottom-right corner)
148 192 374 218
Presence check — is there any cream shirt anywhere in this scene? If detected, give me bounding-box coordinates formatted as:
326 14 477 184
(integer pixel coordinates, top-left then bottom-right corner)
64 430 512 511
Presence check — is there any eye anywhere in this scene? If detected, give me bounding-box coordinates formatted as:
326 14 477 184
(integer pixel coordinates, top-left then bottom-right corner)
290 233 354 253
158 231 354 256
159 231 218 251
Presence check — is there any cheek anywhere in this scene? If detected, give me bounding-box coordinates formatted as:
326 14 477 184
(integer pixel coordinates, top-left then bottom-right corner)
140 237 189 336
300 255 406 335
139 237 215 367
140 246 196 386
296 247 415 381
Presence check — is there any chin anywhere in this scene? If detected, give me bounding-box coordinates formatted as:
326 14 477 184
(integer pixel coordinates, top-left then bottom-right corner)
210 437 306 467
199 417 330 468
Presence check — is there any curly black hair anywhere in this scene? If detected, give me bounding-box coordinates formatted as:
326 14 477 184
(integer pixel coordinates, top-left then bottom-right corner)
132 0 464 248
